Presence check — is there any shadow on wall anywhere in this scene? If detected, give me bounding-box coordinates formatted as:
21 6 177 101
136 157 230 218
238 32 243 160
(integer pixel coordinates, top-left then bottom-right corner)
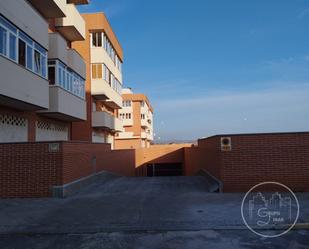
134 144 192 176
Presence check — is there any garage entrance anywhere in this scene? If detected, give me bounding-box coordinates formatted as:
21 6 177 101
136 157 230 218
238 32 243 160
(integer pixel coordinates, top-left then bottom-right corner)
146 163 183 177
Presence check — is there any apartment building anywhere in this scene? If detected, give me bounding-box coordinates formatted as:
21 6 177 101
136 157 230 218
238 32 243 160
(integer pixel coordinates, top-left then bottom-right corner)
71 13 124 149
0 0 87 142
115 88 154 149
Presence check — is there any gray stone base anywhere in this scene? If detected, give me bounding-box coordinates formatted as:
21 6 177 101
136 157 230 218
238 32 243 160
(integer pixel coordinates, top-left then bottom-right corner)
196 169 223 192
51 171 118 198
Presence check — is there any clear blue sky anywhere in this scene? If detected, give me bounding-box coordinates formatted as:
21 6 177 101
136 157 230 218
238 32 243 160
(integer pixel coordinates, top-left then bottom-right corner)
79 0 309 141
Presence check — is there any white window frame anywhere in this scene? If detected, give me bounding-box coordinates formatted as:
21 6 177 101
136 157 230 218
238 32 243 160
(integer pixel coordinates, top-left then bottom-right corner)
0 15 47 79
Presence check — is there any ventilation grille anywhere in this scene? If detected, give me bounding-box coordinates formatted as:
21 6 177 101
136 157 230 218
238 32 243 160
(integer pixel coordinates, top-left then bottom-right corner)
0 114 27 127
36 121 68 132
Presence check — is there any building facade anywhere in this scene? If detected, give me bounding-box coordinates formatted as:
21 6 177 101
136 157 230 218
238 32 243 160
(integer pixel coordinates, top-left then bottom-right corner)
115 88 154 149
0 0 88 142
71 13 124 149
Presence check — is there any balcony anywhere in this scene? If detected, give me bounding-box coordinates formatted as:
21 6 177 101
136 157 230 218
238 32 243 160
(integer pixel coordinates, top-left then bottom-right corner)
48 33 68 65
92 112 124 132
91 47 122 83
0 0 48 49
0 56 49 110
141 132 147 139
141 119 149 128
91 79 122 109
141 132 153 141
115 118 124 132
67 49 86 79
55 4 85 41
116 132 135 139
28 0 66 18
92 111 113 130
147 133 154 141
38 86 86 121
122 118 133 126
67 0 89 4
48 33 86 78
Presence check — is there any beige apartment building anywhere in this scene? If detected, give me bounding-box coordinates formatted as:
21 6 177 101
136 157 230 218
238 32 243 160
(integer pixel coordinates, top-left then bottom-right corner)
0 0 88 142
71 13 124 149
115 88 154 149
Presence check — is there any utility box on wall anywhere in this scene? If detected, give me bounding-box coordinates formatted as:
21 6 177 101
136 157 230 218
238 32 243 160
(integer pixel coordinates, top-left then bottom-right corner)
221 137 232 152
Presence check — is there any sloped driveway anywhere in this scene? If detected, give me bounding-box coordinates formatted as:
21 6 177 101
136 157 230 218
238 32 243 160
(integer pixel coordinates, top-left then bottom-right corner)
0 174 309 248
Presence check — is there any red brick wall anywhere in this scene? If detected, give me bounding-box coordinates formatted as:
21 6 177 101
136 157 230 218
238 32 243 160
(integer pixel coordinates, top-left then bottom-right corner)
62 143 135 183
0 142 62 198
0 142 136 198
62 142 111 184
184 147 221 177
197 132 309 192
2 132 309 197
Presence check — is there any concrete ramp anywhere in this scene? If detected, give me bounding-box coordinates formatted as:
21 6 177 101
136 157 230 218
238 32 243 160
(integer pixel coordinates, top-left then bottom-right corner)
196 169 222 192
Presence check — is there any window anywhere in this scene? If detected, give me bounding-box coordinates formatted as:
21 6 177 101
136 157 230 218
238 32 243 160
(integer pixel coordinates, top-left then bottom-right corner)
41 55 47 78
92 64 97 79
0 26 7 55
97 64 102 78
141 114 145 119
48 67 55 85
49 59 85 99
0 15 47 79
122 100 131 107
92 32 102 47
34 50 41 74
26 45 33 70
9 34 16 60
18 39 26 66
105 66 111 85
103 34 107 50
141 101 145 107
57 62 66 88
100 31 122 68
92 64 102 79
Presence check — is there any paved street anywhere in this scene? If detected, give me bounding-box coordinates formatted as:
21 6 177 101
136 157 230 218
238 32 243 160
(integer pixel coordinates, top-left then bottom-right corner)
0 174 309 248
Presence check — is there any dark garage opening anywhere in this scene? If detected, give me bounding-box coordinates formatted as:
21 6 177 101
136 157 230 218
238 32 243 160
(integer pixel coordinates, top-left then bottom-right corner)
146 163 183 177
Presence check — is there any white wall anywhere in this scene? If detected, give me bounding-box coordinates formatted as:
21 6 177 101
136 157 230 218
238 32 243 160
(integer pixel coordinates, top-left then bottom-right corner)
35 121 68 141
0 114 28 142
0 56 49 110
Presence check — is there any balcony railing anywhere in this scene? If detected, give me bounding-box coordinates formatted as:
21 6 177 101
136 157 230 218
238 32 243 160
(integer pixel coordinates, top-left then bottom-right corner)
92 111 114 130
38 85 86 121
91 79 122 109
0 56 49 110
141 119 149 128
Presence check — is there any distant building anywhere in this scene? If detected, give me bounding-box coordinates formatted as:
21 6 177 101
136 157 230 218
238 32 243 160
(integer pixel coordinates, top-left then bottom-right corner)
115 88 154 149
70 13 124 149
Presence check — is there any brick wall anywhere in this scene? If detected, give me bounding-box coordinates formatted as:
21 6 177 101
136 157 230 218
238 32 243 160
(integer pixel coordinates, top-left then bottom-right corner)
0 142 62 198
2 132 309 197
196 132 309 192
0 141 136 198
183 137 221 177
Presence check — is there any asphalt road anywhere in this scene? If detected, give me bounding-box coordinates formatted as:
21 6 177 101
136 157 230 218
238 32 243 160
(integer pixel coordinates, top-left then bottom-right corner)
0 174 308 248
